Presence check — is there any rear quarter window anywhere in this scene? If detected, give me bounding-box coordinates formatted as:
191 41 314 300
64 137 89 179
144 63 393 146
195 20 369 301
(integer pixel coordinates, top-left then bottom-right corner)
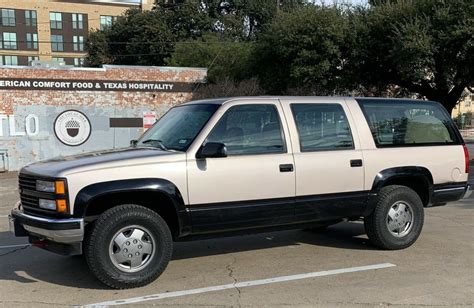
357 99 461 147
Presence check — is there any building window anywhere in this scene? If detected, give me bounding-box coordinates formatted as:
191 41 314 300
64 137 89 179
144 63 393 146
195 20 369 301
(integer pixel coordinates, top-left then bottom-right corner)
73 36 84 52
2 32 17 50
50 12 62 29
74 58 84 67
51 35 64 51
72 13 84 29
1 9 16 27
26 33 38 49
25 10 37 27
100 15 117 30
28 56 39 65
52 57 65 63
3 55 18 65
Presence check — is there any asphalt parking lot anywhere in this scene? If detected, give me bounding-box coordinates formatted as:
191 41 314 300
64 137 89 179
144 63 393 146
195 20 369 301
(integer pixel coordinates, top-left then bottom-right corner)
0 171 473 307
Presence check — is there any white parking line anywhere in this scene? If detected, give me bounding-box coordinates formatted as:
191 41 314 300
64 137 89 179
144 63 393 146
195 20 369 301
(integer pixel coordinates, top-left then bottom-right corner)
0 215 9 218
0 244 30 249
83 263 396 307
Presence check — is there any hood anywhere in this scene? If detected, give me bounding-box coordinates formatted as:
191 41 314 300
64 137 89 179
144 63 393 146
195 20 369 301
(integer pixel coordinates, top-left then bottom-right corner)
20 147 182 178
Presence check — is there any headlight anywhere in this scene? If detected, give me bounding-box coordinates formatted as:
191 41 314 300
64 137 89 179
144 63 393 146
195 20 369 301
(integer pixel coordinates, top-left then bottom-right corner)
36 180 66 194
36 180 55 193
39 199 56 210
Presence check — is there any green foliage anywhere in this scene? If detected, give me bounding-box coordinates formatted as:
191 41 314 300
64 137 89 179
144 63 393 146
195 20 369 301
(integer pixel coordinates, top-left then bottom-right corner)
351 0 474 112
369 0 398 5
85 0 473 112
84 30 112 67
86 0 307 68
154 0 304 39
166 33 255 83
193 78 264 99
254 6 351 94
86 9 176 66
154 0 212 39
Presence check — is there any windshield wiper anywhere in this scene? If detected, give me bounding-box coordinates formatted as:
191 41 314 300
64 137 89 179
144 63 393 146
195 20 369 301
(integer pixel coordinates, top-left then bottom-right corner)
141 139 168 151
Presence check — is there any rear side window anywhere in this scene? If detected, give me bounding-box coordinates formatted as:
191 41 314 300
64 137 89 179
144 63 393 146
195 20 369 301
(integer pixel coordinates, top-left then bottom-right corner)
291 104 354 151
357 99 461 147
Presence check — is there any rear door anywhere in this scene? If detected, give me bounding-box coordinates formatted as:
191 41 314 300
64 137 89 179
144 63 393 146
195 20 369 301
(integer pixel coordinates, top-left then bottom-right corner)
280 98 366 222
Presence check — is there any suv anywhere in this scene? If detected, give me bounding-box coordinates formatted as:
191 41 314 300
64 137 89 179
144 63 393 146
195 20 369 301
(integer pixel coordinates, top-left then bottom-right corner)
10 97 470 289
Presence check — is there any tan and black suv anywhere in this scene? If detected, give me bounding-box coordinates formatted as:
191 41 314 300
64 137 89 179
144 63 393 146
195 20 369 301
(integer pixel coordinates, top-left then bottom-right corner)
10 97 470 288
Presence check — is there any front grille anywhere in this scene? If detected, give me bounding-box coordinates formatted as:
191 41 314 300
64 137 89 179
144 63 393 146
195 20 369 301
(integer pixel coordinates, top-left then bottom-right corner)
19 174 36 191
18 173 68 217
18 174 52 216
19 174 40 211
20 193 39 209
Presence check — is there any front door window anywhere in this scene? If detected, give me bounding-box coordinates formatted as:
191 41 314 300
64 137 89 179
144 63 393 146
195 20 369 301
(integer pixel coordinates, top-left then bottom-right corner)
206 104 286 155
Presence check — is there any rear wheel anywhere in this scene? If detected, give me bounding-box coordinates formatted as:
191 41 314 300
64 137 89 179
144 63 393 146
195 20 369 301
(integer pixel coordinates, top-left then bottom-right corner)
84 204 172 289
364 185 424 250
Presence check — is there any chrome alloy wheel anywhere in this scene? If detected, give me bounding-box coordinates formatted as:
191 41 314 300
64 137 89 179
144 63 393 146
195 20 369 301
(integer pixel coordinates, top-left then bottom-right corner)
109 225 155 273
386 201 414 238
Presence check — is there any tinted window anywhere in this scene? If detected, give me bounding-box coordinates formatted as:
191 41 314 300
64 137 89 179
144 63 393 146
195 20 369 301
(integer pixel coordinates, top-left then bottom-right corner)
207 104 285 155
138 104 220 151
358 99 461 147
291 104 353 151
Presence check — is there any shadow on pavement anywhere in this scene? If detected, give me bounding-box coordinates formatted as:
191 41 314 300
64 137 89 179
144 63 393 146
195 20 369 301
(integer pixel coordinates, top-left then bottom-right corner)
0 222 373 289
0 233 106 289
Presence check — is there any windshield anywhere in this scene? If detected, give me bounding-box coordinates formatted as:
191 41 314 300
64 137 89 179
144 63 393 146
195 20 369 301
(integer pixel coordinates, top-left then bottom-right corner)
137 104 220 151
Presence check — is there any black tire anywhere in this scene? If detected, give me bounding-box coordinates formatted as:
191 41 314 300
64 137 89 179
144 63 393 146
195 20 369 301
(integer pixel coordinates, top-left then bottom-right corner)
84 204 172 289
364 185 424 250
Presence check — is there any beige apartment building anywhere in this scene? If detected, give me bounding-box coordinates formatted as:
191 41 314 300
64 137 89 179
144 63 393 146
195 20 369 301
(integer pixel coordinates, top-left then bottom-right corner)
0 0 153 67
452 92 474 118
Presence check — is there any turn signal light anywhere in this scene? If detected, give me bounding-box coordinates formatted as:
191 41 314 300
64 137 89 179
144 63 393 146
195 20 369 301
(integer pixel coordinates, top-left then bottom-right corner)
55 180 66 194
56 199 67 214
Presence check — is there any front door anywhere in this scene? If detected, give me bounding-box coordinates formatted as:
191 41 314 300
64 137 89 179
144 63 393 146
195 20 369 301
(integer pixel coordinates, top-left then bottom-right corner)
187 100 296 233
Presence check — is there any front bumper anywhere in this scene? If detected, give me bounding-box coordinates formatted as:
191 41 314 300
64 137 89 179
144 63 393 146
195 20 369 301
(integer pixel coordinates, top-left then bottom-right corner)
9 202 84 243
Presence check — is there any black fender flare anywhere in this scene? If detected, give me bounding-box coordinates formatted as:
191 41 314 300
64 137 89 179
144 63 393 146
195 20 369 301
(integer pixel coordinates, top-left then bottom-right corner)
364 166 434 215
73 178 191 236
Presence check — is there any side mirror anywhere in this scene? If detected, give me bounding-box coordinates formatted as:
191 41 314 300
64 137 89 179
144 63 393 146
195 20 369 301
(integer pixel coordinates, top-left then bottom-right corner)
196 142 227 159
130 139 138 147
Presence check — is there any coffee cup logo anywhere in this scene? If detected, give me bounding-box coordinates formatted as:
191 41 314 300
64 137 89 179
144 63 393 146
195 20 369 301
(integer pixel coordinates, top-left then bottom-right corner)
54 110 91 146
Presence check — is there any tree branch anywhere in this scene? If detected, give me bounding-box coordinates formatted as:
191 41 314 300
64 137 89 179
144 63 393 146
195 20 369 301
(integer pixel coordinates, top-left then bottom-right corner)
396 78 434 98
447 83 468 106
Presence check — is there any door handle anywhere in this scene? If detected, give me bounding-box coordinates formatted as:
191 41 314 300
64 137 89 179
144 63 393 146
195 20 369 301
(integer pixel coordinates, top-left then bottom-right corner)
280 164 294 172
350 159 363 167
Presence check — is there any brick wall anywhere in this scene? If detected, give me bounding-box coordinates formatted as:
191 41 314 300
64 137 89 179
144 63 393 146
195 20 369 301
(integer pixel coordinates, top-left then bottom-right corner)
0 65 207 171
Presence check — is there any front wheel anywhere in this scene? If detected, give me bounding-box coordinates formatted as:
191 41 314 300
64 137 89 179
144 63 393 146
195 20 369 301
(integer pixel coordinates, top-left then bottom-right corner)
364 185 424 250
84 204 172 289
